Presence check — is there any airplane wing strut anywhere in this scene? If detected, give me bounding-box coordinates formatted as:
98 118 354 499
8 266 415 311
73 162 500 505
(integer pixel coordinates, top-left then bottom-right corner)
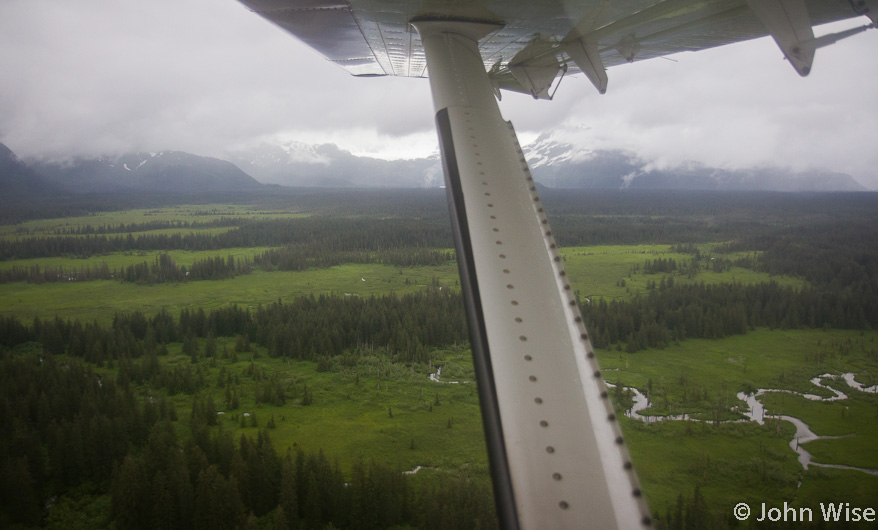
413 19 651 530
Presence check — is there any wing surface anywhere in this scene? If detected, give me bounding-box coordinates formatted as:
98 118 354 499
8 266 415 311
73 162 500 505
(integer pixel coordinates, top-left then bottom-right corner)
238 0 871 92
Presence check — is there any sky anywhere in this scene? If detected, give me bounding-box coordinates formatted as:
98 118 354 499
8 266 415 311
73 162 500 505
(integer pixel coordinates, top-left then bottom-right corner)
1 0 876 188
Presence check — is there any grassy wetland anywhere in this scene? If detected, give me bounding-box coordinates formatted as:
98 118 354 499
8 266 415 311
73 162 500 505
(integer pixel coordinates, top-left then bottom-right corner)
1 189 877 529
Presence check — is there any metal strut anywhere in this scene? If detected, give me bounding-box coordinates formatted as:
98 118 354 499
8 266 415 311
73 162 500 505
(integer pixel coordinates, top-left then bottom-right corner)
411 18 650 530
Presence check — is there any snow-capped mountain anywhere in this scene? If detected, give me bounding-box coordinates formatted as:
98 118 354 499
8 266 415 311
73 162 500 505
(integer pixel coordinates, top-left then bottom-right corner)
29 151 262 193
522 133 866 192
227 141 443 188
227 135 865 191
5 137 865 196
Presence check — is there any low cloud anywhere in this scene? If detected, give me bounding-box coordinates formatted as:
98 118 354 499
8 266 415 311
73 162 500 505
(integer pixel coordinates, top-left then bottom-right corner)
1 1 875 188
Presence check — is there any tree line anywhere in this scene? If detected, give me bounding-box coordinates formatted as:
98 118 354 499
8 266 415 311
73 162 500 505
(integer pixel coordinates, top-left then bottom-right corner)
714 218 878 293
254 246 453 271
0 217 453 261
44 217 240 236
0 247 454 285
5 192 877 290
582 280 878 353
1 289 468 365
0 253 253 285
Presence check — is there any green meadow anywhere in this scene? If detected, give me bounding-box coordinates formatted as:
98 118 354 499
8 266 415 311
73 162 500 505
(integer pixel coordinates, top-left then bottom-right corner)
621 418 801 516
561 244 805 301
0 246 272 272
597 329 878 420
1 242 795 325
0 264 461 324
760 388 878 470
0 204 310 238
102 340 488 476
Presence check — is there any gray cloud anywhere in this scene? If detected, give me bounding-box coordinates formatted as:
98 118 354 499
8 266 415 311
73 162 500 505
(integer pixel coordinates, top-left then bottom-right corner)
503 21 878 188
1 0 433 159
1 1 875 188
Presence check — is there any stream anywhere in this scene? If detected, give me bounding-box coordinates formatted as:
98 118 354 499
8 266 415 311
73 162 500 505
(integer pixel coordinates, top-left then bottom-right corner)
614 373 878 476
428 366 462 384
424 367 877 476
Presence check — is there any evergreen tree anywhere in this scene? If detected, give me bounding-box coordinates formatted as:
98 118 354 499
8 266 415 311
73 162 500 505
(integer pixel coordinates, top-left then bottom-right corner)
194 465 245 530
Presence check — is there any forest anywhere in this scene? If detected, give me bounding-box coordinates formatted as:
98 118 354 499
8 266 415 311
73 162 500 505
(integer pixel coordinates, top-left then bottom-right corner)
0 351 495 530
1 188 877 529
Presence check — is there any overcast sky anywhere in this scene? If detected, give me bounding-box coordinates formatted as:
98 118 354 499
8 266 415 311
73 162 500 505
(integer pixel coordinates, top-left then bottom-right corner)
1 0 876 188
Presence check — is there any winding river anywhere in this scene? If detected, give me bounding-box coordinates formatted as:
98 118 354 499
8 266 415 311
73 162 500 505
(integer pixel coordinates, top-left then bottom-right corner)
427 366 877 476
615 373 878 476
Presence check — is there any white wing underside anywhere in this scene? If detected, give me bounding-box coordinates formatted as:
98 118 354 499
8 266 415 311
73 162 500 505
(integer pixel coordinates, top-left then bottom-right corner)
239 0 872 92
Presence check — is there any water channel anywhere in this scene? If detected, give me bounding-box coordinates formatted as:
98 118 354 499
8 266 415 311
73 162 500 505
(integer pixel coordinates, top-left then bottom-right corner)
427 365 877 476
615 373 878 476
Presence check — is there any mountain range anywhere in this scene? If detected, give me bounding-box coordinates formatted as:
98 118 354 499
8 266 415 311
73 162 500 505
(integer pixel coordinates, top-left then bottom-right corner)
1 139 868 198
227 142 442 188
26 151 261 194
0 143 55 198
225 137 866 191
524 133 866 192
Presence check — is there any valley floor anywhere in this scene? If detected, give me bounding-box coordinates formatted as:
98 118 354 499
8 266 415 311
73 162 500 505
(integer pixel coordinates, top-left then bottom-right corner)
2 190 877 529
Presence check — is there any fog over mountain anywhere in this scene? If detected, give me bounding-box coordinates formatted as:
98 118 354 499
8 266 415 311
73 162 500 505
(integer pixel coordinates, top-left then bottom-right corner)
226 137 866 192
1 140 867 198
524 133 867 192
227 142 442 188
2 3 876 189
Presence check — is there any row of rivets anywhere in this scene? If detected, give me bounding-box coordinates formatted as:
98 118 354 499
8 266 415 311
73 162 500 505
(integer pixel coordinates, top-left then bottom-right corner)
505 121 649 522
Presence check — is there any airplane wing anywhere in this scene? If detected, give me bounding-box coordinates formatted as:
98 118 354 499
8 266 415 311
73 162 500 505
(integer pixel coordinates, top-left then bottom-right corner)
237 0 874 93
235 1 874 529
